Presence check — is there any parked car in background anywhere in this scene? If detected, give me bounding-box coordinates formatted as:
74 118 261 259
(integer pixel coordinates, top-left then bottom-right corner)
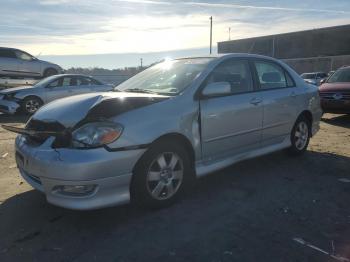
0 74 113 114
301 72 328 86
319 66 350 114
2 54 322 210
328 70 335 77
0 47 62 79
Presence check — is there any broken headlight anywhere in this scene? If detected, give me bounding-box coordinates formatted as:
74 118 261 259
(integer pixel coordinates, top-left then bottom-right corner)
72 122 123 148
4 92 19 101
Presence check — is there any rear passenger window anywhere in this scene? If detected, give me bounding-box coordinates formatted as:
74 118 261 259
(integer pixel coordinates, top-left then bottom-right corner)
254 61 289 89
208 59 253 94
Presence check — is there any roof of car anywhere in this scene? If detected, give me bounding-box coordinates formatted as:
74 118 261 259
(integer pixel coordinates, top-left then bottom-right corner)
176 53 279 60
51 74 94 78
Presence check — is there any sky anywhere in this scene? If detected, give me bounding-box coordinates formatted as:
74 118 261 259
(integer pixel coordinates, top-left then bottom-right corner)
1 0 350 69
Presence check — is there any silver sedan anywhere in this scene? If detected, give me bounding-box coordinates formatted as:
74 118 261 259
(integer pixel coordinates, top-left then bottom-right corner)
0 74 113 114
4 54 322 210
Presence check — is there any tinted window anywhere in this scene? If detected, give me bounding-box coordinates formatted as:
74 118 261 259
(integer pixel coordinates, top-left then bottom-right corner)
15 50 32 61
48 79 62 88
76 77 101 86
0 49 16 58
48 77 75 88
207 59 253 94
254 61 287 89
327 68 350 83
89 78 102 85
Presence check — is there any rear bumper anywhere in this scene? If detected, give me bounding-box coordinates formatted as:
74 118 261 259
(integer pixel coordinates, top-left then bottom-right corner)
0 99 20 114
15 135 146 210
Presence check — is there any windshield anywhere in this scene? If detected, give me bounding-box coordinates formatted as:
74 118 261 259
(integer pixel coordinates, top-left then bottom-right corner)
301 73 316 79
116 58 213 95
327 68 350 83
34 75 60 87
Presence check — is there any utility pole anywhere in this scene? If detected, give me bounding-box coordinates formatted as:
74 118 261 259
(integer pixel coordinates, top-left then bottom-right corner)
140 58 143 68
229 27 231 41
209 16 213 54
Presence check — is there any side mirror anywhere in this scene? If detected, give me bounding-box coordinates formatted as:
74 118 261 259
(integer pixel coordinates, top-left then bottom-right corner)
202 82 231 97
320 79 326 84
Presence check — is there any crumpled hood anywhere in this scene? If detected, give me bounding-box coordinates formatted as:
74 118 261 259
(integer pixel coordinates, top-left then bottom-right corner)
0 85 35 94
30 92 169 128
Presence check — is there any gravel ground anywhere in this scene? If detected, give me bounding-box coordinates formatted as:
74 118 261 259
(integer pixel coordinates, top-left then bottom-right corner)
0 113 349 262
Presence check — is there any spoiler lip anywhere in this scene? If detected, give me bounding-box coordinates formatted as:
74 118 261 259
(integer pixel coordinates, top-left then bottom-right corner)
1 124 65 137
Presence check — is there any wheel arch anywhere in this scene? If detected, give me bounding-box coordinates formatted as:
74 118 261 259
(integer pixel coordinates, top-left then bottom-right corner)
297 110 313 125
295 110 313 135
131 132 196 178
43 67 58 77
22 95 44 104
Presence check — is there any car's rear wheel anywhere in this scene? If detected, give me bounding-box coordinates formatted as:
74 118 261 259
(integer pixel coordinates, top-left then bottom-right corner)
288 116 311 155
131 141 191 208
21 96 43 114
43 68 58 77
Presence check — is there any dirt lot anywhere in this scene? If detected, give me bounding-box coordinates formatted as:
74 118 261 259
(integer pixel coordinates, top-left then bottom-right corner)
0 113 349 262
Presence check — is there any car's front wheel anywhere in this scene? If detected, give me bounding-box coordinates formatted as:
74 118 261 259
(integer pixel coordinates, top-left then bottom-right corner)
288 116 311 155
131 141 191 208
21 96 43 114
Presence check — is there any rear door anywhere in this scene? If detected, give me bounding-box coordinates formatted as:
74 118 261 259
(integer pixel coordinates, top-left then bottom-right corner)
0 49 19 76
14 50 41 77
200 58 263 160
252 59 298 147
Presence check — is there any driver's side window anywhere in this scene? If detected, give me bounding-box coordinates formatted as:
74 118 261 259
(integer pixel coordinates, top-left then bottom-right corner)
48 79 62 88
207 59 253 94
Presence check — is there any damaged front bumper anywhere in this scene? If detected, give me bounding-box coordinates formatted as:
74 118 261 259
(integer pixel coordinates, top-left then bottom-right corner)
0 99 20 114
15 135 146 210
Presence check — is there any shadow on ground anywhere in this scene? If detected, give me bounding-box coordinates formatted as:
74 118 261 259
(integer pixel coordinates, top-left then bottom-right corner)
322 114 350 128
0 113 30 124
1 150 350 261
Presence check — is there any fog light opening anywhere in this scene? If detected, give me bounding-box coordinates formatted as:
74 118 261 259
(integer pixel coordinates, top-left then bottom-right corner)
52 185 97 197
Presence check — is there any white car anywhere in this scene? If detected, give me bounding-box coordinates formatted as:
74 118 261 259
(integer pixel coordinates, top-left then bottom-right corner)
0 47 62 78
0 74 113 114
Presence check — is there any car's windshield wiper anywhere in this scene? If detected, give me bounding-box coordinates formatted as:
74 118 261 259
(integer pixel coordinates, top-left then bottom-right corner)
123 88 157 94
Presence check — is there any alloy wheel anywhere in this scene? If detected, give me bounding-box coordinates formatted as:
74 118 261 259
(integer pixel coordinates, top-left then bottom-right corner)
146 152 184 200
294 121 309 150
25 99 40 113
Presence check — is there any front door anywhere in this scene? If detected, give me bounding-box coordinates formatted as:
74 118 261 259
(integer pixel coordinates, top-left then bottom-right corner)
45 76 78 102
200 59 263 160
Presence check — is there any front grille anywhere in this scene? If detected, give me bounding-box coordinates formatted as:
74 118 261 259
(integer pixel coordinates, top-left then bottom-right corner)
319 92 350 100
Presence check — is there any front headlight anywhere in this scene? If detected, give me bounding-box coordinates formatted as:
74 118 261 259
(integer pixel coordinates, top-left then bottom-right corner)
4 93 19 101
72 122 123 148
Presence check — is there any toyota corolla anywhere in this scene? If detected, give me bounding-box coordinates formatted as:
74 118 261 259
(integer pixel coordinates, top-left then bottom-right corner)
3 54 322 210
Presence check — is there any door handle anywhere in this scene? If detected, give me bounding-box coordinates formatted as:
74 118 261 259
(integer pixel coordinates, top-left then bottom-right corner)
290 91 297 97
250 98 262 105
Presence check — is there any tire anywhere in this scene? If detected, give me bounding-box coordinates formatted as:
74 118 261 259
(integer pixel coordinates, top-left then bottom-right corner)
287 115 311 156
43 68 58 77
21 96 43 114
131 141 192 208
